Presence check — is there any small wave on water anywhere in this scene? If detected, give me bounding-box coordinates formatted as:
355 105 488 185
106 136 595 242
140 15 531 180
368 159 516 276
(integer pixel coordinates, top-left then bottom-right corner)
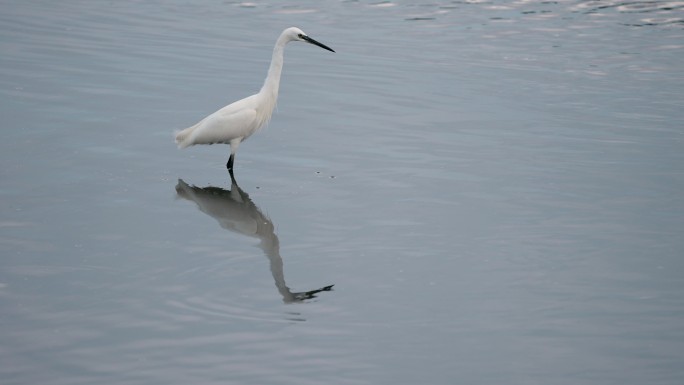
373 0 684 28
569 0 684 27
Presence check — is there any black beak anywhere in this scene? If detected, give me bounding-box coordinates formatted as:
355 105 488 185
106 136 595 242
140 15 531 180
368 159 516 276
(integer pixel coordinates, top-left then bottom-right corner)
301 35 335 53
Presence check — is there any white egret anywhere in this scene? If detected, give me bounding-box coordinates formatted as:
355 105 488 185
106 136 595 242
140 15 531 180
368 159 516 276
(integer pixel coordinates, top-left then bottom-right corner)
174 27 335 171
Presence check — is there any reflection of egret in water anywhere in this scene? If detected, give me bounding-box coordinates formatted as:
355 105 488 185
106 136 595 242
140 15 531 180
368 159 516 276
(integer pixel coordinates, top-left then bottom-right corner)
175 174 333 303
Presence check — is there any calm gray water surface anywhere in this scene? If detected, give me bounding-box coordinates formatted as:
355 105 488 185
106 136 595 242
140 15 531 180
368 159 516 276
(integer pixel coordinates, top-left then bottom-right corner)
2 1 684 384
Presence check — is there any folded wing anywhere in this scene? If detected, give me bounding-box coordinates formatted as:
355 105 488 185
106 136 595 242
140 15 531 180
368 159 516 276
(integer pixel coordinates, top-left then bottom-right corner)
176 108 258 149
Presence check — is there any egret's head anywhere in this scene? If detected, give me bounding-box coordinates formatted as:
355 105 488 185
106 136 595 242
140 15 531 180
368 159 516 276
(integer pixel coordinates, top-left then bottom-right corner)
285 27 335 53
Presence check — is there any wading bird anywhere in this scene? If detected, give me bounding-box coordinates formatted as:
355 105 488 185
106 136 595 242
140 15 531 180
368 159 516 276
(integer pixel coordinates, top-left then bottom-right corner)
174 27 335 172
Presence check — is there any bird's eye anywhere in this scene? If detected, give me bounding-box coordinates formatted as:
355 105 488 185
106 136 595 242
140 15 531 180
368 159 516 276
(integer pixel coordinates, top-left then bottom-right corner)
298 33 304 38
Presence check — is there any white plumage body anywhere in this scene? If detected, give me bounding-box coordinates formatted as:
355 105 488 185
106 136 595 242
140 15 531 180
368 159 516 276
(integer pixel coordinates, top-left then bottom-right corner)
175 93 273 149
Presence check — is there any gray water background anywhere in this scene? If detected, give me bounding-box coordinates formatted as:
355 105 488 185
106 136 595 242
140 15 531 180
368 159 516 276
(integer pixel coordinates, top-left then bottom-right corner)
1 1 683 384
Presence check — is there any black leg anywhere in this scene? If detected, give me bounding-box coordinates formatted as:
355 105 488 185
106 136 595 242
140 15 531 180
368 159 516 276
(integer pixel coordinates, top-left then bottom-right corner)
226 153 234 170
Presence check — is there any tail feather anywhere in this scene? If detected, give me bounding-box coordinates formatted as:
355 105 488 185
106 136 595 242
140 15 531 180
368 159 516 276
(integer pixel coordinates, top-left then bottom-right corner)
174 122 199 149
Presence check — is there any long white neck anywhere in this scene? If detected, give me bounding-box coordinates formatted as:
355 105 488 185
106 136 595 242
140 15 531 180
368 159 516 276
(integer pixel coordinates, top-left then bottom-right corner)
259 33 288 100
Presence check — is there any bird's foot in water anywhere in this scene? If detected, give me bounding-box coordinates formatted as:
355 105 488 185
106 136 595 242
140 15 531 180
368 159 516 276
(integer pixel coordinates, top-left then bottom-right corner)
226 153 235 171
